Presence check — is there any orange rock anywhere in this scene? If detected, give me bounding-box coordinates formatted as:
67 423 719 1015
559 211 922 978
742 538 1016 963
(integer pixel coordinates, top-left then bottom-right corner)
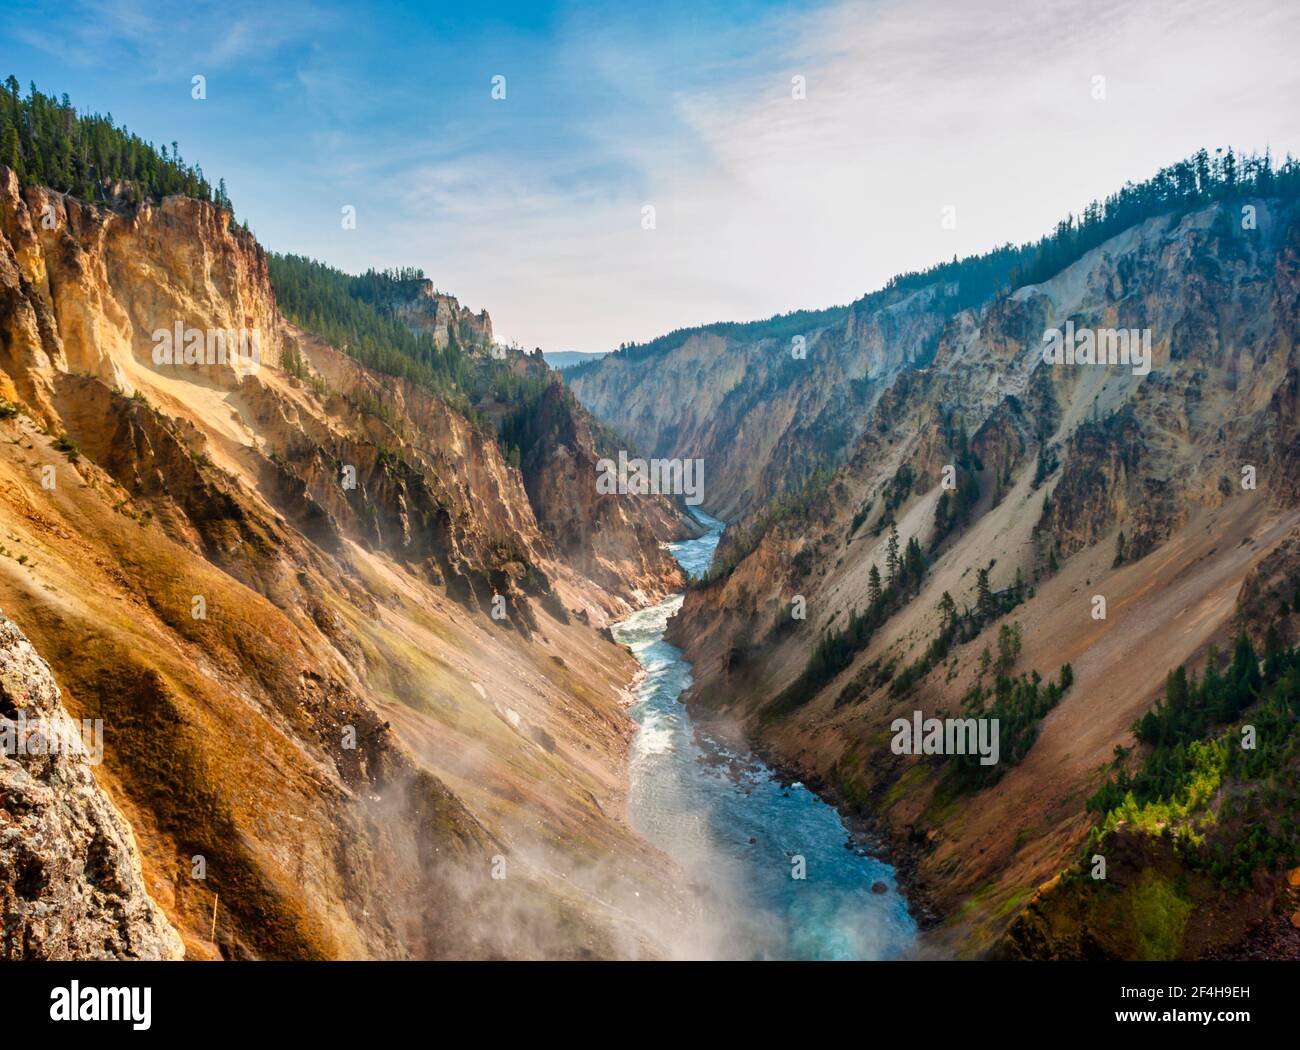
1291 911 1300 930
1287 866 1300 888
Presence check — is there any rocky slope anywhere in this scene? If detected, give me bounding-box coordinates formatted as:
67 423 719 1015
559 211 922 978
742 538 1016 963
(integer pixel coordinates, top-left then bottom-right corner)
643 195 1300 957
0 164 700 959
564 268 1019 522
506 377 697 603
568 286 953 521
0 612 184 959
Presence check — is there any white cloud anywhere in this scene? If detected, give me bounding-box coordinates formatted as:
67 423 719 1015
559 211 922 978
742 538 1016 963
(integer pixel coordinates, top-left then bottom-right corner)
330 0 1300 351
13 0 327 78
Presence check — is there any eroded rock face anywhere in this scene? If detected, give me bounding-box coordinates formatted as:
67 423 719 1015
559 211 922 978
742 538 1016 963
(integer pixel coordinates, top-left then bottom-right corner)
0 166 282 422
509 379 694 601
0 612 183 960
0 166 697 959
652 198 1300 958
383 280 493 349
568 284 951 520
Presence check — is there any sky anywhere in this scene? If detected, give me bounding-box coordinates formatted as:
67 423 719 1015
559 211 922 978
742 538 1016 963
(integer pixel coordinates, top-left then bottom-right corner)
3 0 1299 352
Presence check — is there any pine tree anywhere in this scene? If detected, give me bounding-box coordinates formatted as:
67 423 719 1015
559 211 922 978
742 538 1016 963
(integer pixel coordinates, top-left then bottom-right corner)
1 122 19 176
0 77 217 205
933 490 951 541
996 621 1022 673
1264 623 1284 679
885 523 900 586
867 564 882 606
904 536 925 590
1166 665 1189 714
976 567 994 621
937 591 957 630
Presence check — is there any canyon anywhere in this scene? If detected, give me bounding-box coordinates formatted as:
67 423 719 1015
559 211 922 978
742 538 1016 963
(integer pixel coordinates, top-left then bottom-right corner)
571 181 1300 959
0 161 709 959
3 89 1299 963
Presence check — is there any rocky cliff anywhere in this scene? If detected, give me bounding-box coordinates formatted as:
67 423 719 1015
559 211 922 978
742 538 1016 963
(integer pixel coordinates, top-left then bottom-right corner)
640 196 1300 957
0 164 699 959
0 612 183 959
505 377 699 603
368 276 493 349
568 285 957 521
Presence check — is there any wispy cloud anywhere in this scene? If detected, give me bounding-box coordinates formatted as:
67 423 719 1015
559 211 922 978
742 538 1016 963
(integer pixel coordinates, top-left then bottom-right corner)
8 0 326 78
365 0 1300 351
5 0 1298 351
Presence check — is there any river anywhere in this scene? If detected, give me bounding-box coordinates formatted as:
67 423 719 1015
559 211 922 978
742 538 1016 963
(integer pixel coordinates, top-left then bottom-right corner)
611 510 917 960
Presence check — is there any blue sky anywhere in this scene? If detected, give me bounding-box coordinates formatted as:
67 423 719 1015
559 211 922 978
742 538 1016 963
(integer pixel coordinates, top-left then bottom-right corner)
4 0 1299 351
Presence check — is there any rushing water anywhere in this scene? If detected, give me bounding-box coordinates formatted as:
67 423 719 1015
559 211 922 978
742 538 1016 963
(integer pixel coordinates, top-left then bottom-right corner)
612 510 917 960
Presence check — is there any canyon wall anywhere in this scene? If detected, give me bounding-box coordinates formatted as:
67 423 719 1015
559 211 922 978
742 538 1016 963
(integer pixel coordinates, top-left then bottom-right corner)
0 166 698 959
593 198 1300 957
568 287 952 520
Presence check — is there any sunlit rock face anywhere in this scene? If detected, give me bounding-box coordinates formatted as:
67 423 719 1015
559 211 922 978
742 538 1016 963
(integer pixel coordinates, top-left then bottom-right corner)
0 612 184 960
380 279 494 350
0 166 702 959
604 198 1300 958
